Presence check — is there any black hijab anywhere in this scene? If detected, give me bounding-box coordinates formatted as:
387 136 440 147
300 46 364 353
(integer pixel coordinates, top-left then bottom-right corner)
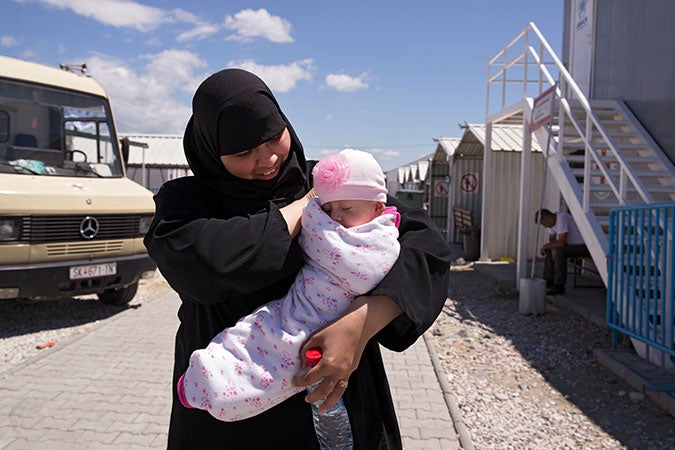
184 68 308 206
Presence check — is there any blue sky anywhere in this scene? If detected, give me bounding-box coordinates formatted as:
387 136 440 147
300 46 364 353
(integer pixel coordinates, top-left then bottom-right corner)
1 0 563 170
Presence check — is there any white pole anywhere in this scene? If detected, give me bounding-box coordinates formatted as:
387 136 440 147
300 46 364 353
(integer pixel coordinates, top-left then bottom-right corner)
479 122 493 261
517 113 533 284
530 88 557 279
142 146 146 188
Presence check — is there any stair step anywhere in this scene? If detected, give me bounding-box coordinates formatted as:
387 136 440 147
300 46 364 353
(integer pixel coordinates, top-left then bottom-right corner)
566 111 628 122
565 155 661 165
561 131 639 140
571 168 672 178
562 142 648 150
580 183 675 192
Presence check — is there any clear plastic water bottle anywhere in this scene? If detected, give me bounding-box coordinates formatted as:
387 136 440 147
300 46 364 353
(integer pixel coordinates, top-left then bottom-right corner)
305 348 354 450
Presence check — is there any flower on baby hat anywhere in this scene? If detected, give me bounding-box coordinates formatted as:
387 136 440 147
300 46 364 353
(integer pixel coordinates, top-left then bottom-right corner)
313 153 350 190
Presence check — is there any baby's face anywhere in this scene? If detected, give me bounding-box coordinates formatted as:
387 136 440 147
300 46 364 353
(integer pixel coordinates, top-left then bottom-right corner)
321 200 384 228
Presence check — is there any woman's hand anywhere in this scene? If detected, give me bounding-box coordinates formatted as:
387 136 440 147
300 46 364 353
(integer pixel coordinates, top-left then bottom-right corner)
280 188 317 237
292 294 402 413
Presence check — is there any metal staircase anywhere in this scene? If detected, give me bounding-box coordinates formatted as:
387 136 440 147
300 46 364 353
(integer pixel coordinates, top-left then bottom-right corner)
486 22 675 369
486 22 675 287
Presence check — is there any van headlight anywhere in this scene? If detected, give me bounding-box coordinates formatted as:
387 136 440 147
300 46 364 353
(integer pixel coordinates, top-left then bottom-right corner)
138 215 153 236
0 218 20 242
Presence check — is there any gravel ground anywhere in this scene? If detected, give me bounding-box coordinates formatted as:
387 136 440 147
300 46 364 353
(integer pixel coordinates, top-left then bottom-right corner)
431 262 675 450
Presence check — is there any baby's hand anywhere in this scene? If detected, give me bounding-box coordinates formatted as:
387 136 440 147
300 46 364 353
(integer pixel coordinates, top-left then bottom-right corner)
304 188 318 200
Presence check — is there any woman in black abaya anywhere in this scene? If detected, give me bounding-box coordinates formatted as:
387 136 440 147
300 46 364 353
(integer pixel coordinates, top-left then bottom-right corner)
144 68 452 449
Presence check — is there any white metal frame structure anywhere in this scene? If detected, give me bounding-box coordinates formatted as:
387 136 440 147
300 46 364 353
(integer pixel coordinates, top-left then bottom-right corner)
482 22 675 288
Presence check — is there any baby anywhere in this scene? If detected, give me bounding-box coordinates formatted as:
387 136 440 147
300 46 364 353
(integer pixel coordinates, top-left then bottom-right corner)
178 149 400 421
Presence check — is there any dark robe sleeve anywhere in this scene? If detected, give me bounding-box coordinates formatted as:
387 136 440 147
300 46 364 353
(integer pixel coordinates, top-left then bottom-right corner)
371 195 452 351
144 178 305 306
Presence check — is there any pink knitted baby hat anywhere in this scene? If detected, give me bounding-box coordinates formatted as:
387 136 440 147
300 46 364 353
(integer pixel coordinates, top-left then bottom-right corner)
312 148 387 205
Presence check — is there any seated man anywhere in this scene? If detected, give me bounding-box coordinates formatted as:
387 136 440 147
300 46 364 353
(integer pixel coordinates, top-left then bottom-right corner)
534 208 590 295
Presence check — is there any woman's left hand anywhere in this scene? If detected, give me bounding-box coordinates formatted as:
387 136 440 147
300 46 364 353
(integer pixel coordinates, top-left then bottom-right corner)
292 294 402 413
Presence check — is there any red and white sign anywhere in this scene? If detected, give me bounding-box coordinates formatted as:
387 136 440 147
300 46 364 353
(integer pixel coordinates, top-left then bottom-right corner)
529 85 557 132
460 173 478 193
434 180 449 197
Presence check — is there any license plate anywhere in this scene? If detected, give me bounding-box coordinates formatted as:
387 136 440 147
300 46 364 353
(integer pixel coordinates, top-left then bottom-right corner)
69 262 117 280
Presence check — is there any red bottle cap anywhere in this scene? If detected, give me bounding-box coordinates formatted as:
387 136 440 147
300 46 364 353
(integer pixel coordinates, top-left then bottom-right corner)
305 348 323 367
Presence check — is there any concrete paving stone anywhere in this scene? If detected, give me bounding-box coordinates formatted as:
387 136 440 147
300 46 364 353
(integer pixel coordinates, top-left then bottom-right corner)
34 416 79 430
393 406 417 420
151 434 169 447
390 381 412 391
143 421 169 435
60 403 114 420
107 419 153 434
56 403 110 419
125 444 161 450
30 428 84 443
401 401 442 412
117 394 157 405
116 401 166 416
391 393 415 404
3 415 42 429
419 424 457 440
403 436 459 450
5 400 43 417
79 383 126 395
399 424 421 440
71 418 114 432
78 430 121 444
111 431 157 447
438 438 461 450
0 381 27 394
99 410 141 423
421 402 452 415
136 412 170 426
0 426 20 440
0 437 16 449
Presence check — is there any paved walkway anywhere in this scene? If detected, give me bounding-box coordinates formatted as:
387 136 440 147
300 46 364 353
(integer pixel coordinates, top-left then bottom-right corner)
0 288 463 449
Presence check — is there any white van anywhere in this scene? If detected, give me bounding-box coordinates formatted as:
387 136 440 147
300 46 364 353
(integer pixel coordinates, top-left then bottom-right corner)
0 55 156 305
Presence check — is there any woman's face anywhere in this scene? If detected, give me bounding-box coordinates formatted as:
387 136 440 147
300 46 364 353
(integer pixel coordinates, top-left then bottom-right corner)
220 128 291 180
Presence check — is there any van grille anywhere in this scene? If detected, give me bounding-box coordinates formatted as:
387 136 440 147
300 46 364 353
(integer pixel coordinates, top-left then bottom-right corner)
46 241 125 257
18 215 150 244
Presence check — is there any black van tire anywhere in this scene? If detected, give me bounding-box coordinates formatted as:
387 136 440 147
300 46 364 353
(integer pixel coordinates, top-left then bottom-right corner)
98 282 138 305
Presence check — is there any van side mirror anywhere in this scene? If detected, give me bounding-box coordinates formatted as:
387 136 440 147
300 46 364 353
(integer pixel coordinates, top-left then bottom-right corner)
120 137 130 165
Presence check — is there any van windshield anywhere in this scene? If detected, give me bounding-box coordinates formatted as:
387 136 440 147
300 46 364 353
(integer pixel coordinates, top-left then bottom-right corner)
0 78 124 178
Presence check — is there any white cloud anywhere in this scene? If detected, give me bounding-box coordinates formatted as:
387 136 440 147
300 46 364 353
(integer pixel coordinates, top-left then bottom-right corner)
224 9 293 43
319 148 340 156
20 0 168 31
1 36 18 47
177 23 219 42
367 147 401 159
85 50 208 133
173 9 219 41
18 0 211 36
324 73 369 93
226 59 313 93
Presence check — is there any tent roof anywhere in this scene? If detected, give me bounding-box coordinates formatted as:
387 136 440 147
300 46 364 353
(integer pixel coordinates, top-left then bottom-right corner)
454 124 544 157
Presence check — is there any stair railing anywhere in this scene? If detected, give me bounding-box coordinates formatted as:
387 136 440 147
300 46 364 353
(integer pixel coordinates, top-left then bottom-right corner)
486 22 655 212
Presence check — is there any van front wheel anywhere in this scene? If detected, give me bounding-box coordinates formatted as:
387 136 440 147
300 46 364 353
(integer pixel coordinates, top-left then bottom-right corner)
98 282 138 305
